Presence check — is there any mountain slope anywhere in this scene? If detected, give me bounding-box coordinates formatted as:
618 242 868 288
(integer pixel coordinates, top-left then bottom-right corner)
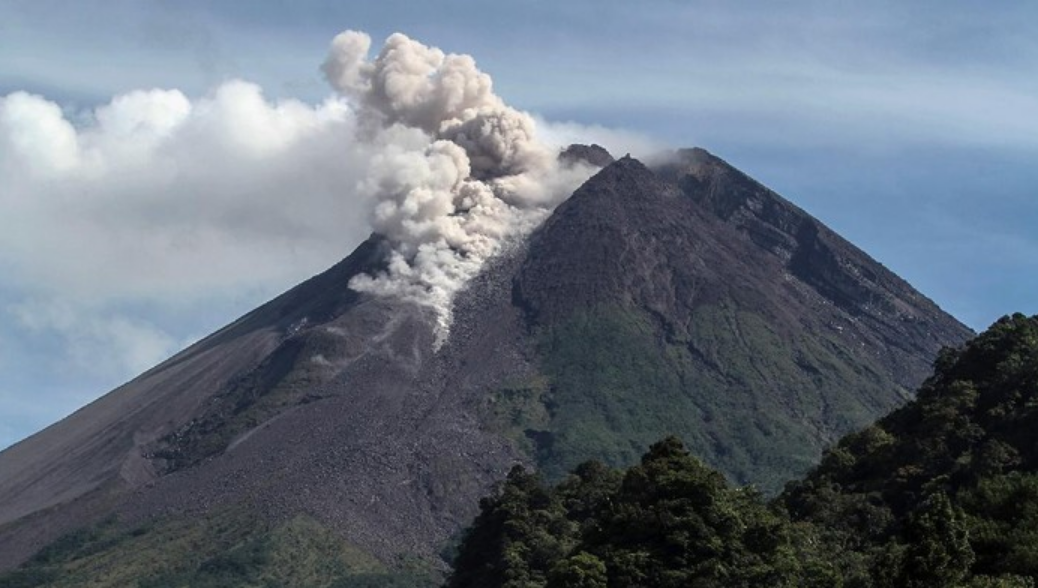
0 147 971 581
511 154 969 486
658 148 966 385
444 315 1038 587
780 313 1038 585
0 237 388 566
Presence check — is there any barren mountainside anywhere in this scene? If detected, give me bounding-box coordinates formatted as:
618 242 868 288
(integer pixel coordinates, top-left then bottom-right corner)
0 147 972 585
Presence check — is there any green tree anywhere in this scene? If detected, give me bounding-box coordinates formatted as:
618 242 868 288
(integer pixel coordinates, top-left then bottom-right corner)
961 472 1038 577
589 436 799 587
897 493 974 587
447 466 570 588
546 552 607 588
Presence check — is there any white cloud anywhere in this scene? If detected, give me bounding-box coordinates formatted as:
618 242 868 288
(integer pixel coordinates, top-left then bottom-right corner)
0 31 655 447
535 117 665 160
0 82 373 304
10 299 187 378
0 80 380 438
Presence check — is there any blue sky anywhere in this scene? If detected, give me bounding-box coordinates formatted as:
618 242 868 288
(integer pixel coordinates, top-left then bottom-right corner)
1 0 1036 449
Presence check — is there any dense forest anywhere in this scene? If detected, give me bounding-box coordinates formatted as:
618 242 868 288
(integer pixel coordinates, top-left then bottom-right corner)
447 314 1038 587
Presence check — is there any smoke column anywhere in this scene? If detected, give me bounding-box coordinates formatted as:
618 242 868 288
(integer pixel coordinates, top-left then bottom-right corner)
322 31 597 346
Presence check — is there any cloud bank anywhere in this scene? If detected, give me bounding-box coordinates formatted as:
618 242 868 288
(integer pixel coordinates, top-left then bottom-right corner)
0 81 373 383
0 83 370 303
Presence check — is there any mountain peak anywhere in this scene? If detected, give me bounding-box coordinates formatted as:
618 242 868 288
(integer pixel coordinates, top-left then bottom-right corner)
0 145 972 581
559 143 615 168
515 148 970 482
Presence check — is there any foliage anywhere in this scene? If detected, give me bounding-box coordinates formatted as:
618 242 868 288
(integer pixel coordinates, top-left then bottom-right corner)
454 314 1038 587
0 510 435 588
778 313 1038 585
449 437 830 588
0 567 60 588
513 303 900 492
447 466 573 588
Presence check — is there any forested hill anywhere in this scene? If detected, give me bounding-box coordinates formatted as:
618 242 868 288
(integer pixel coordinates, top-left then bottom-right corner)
447 314 1038 587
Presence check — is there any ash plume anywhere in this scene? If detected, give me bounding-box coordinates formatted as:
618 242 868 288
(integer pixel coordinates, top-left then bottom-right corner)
0 27 649 437
322 31 598 345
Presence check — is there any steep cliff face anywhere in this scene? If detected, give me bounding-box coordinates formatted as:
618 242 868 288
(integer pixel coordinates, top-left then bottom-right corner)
0 148 971 583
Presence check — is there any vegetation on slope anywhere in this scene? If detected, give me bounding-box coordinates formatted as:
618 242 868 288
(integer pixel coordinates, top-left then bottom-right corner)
454 314 1038 587
486 303 899 492
782 312 1038 586
0 508 437 588
6 312 1027 587
447 437 834 588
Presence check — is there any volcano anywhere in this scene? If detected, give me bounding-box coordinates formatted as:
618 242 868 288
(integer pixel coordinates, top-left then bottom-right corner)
0 146 971 584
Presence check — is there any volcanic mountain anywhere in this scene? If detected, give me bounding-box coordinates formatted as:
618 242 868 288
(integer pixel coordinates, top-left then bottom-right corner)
0 147 971 585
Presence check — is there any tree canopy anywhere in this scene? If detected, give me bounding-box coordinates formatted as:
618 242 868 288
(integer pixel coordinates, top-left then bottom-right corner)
450 314 1038 587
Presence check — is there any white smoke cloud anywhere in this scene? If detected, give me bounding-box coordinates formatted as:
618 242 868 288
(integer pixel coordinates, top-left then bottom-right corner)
0 83 376 303
322 31 599 343
0 29 658 447
0 82 378 414
534 116 666 163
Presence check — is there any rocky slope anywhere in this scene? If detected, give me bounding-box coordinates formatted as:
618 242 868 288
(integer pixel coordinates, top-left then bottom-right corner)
0 147 971 583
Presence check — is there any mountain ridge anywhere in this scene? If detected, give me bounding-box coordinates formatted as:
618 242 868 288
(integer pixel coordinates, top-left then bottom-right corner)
0 146 972 580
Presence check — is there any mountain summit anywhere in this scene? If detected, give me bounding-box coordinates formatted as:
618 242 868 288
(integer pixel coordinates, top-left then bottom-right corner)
0 147 971 583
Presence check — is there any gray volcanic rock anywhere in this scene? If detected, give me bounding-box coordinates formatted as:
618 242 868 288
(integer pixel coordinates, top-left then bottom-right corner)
511 153 972 487
655 148 968 385
0 149 972 576
559 143 615 168
0 236 389 565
